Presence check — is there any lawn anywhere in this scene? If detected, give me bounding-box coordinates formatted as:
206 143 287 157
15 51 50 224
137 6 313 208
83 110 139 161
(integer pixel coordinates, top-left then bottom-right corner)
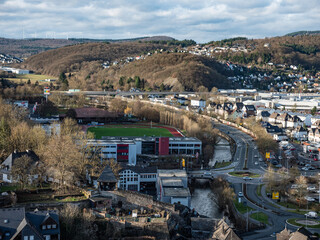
234 200 254 214
88 126 173 139
256 184 263 196
214 161 232 169
250 212 269 225
7 74 56 84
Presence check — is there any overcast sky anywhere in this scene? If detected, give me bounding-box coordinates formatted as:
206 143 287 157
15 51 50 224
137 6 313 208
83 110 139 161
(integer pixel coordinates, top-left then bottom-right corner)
0 0 319 43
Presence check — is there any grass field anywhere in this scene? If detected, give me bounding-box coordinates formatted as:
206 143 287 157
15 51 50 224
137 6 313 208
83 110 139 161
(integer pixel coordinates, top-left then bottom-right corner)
234 200 254 214
7 74 56 84
88 126 173 139
250 212 269 225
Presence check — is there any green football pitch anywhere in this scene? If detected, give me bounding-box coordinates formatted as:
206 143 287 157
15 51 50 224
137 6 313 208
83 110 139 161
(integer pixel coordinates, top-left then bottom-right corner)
88 126 173 139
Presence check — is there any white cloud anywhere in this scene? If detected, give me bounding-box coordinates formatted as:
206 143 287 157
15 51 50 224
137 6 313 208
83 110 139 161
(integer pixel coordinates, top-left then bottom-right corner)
0 0 319 42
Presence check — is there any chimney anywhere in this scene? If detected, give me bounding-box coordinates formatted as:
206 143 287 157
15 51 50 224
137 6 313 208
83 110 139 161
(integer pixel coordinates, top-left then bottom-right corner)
26 149 29 153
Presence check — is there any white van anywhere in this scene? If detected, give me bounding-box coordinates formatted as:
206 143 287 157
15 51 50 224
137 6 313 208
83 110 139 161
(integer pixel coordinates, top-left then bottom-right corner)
305 211 318 218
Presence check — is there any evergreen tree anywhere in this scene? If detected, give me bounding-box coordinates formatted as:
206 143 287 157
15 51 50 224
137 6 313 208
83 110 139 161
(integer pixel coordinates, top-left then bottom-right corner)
134 76 141 88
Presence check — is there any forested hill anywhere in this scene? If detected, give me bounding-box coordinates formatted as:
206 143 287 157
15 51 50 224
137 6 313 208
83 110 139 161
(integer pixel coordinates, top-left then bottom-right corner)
20 42 164 76
207 35 320 70
0 36 175 58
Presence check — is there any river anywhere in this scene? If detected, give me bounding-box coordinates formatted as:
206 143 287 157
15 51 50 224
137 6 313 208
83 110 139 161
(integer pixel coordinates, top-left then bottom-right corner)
209 137 232 167
191 136 231 217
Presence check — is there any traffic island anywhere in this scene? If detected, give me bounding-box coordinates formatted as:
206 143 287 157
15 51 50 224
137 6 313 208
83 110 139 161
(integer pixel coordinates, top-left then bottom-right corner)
228 171 260 178
287 218 320 229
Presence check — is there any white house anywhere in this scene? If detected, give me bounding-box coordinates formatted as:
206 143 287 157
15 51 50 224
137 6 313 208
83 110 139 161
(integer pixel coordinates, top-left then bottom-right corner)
191 99 206 108
291 126 308 141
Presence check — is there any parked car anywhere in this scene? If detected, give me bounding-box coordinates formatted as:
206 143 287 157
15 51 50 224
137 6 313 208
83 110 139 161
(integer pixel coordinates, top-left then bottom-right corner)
204 171 212 177
302 167 309 171
275 164 282 168
255 161 259 165
305 211 318 218
254 155 258 158
278 156 283 160
238 192 244 197
291 184 298 189
305 197 316 202
307 186 316 191
243 176 253 180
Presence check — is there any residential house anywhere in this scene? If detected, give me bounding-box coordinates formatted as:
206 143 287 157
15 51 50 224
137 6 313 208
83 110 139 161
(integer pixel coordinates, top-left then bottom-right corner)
0 150 40 183
256 110 270 122
291 126 308 141
276 226 318 240
277 113 290 128
211 219 241 240
0 207 60 240
206 102 216 114
242 105 256 117
308 128 320 143
190 99 206 108
287 115 303 128
229 102 244 120
269 112 279 124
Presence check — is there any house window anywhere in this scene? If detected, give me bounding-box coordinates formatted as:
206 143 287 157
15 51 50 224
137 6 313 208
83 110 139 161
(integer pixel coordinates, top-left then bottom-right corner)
47 225 51 229
52 224 57 229
45 235 51 240
24 237 28 240
42 225 46 230
30 236 34 240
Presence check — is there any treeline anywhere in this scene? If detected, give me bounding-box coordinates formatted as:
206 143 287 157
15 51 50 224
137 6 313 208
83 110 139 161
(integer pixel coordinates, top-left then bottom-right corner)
145 39 196 47
223 52 272 65
207 37 248 46
283 43 319 55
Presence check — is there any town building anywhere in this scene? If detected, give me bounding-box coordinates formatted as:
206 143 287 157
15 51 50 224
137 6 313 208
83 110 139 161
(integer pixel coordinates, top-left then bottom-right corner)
117 166 157 194
87 137 202 166
157 169 191 207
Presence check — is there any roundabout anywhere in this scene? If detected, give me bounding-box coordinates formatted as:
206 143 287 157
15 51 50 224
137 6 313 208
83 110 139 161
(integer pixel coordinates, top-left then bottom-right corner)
287 218 320 229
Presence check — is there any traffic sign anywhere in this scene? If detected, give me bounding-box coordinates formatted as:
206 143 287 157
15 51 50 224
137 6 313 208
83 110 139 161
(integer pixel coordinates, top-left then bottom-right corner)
272 192 279 199
266 152 270 159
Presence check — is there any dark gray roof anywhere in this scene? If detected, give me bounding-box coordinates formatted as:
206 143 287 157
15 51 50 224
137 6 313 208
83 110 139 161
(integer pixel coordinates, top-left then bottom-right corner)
120 165 157 174
0 208 25 240
1 150 39 171
0 208 59 240
261 111 271 117
97 165 117 183
26 210 60 236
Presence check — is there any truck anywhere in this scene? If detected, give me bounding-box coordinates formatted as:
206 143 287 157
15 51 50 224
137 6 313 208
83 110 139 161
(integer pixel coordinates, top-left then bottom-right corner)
305 211 318 218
